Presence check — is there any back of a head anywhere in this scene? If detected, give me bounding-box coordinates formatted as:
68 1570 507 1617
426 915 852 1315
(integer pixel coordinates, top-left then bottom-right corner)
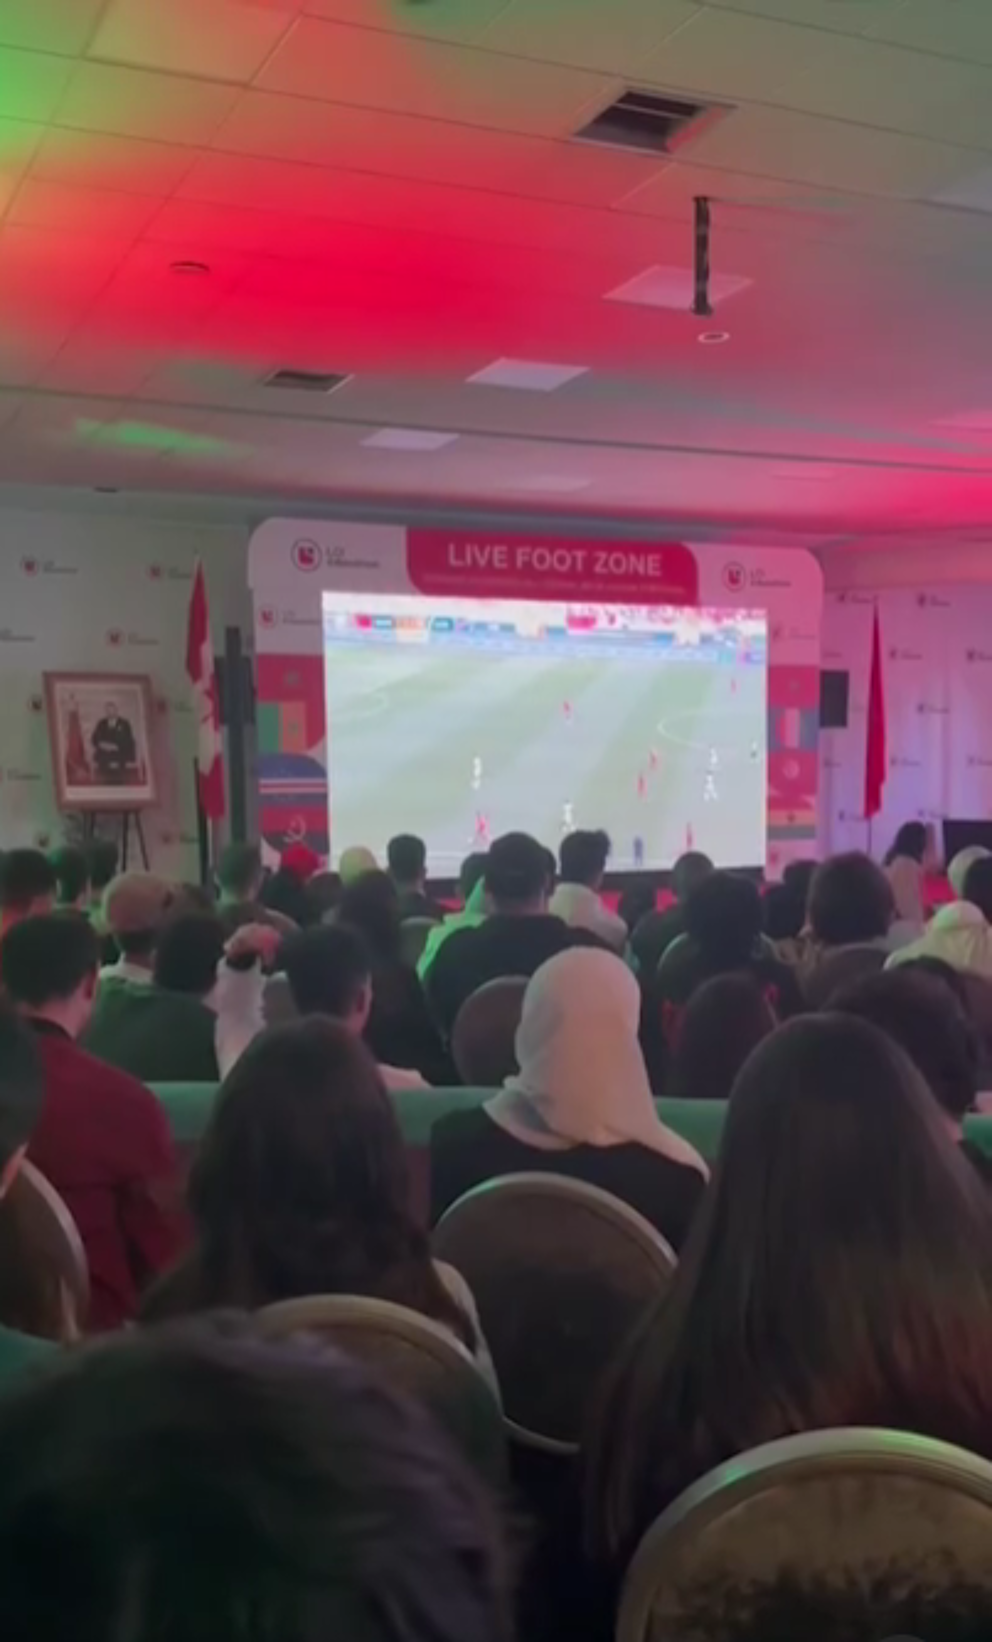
0 850 56 918
618 882 655 934
672 850 714 903
283 923 371 1020
949 845 991 900
0 1319 502 1642
684 872 762 969
48 846 89 909
259 866 312 928
1 913 99 1011
339 844 378 887
153 914 225 998
485 832 548 912
85 838 119 895
102 871 174 958
669 973 777 1103
217 841 262 901
459 851 488 904
964 855 992 923
885 819 928 865
559 829 610 888
0 1000 43 1179
337 870 401 960
832 968 979 1122
387 833 427 887
807 852 894 946
762 883 804 942
782 858 817 901
306 870 342 921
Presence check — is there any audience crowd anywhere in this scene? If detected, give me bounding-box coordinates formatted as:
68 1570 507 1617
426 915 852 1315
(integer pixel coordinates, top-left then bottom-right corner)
2 820 992 1639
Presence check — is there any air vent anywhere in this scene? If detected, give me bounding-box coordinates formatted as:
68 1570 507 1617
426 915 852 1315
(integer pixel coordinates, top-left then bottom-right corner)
576 89 716 156
263 369 350 394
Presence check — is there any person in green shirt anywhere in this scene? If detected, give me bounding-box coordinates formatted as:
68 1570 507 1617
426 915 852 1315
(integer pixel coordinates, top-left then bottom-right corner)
0 1000 59 1386
417 852 489 982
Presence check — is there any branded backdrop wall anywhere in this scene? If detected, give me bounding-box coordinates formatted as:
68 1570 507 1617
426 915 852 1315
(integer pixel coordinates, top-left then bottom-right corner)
820 585 992 860
0 507 247 877
248 521 823 875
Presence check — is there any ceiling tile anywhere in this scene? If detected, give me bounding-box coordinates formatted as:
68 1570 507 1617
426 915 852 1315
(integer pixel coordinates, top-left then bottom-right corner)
866 0 992 67
88 0 298 83
689 106 975 199
781 35 992 149
7 180 163 238
256 17 616 138
30 128 200 194
696 0 906 35
302 0 511 43
0 46 74 122
478 0 698 74
56 61 239 144
0 118 44 214
0 0 107 54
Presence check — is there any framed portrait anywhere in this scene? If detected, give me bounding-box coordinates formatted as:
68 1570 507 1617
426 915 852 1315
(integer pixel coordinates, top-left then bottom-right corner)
44 673 157 812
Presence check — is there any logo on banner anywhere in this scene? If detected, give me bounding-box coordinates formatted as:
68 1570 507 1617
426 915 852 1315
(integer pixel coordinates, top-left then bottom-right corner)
890 755 923 769
966 755 992 770
888 646 923 662
915 593 951 609
20 556 39 577
916 701 950 716
722 562 747 593
106 628 159 649
966 648 992 663
292 539 322 573
20 555 77 577
259 606 278 629
28 694 43 714
147 563 192 582
106 629 124 647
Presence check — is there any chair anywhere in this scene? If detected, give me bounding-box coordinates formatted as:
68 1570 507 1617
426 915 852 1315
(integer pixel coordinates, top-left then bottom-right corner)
5 1159 89 1331
618 1428 992 1642
450 977 527 1086
801 943 888 1008
399 917 436 969
255 1293 507 1486
433 1174 675 1454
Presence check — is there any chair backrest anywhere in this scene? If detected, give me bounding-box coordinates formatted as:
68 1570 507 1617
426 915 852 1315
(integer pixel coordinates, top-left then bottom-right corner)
399 917 436 969
433 1174 675 1454
255 1293 506 1485
450 976 527 1086
801 943 887 1008
618 1428 992 1642
5 1159 89 1330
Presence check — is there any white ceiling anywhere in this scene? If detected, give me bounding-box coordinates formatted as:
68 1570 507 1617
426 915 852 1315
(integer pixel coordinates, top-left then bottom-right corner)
3 0 992 548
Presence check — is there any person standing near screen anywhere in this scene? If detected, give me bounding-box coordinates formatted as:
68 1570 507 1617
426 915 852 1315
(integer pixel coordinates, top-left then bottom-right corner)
91 701 137 786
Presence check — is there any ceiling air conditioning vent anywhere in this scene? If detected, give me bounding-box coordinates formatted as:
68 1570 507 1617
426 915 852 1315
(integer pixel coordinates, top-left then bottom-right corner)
263 369 350 393
576 89 716 156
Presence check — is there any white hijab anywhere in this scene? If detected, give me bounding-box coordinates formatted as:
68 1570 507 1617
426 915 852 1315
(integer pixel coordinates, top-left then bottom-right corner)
486 948 708 1176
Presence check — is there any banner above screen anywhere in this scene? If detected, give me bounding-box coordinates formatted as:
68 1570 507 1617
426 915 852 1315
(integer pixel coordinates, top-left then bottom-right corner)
248 520 823 874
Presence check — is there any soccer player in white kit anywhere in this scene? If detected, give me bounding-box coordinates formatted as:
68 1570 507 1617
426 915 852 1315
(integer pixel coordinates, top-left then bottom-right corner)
708 746 719 771
561 800 575 835
471 755 482 792
704 772 718 803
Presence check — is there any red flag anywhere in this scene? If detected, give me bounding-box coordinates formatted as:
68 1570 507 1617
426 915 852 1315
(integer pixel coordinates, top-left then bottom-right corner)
864 604 886 821
186 561 225 820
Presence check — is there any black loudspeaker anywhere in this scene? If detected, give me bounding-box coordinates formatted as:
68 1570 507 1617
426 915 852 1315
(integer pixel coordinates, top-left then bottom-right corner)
820 670 850 729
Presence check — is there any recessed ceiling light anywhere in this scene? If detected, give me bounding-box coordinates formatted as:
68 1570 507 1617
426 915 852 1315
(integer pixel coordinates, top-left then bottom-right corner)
606 264 751 310
169 259 211 276
362 428 458 452
509 475 592 493
698 330 730 345
467 358 588 392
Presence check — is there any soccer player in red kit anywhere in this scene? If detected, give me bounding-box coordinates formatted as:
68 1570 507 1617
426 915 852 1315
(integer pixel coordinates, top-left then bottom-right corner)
562 700 573 722
636 772 647 800
649 748 659 772
474 811 490 846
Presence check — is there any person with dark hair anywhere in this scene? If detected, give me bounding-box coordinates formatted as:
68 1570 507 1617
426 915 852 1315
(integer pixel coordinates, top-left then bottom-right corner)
0 1318 506 1642
0 851 56 955
306 869 342 922
801 851 896 1005
666 972 778 1102
47 845 89 911
216 840 296 939
141 1022 491 1378
417 851 489 981
1 914 181 1329
0 1001 62 1380
337 872 448 1081
584 1015 992 1578
617 881 655 937
550 829 626 950
888 852 992 979
832 966 991 1183
86 915 276 1084
630 850 713 975
884 819 930 925
387 833 444 922
98 871 174 984
426 833 602 1039
85 837 119 903
763 857 816 943
652 872 803 1034
283 924 428 1090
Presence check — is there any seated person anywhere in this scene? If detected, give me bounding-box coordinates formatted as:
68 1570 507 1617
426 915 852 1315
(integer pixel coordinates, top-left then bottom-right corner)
617 881 655 939
417 851 489 981
98 871 174 985
216 840 296 938
652 872 803 1036
0 1318 504 1642
0 850 56 961
2 915 182 1330
431 947 708 1248
426 832 602 1039
48 846 90 912
0 1001 65 1383
799 850 897 1005
141 1021 492 1382
549 830 627 951
85 837 119 916
387 833 445 922
583 1014 992 1583
665 972 777 1102
629 850 713 975
763 858 817 965
884 819 931 926
888 854 992 979
282 923 428 1089
339 843 378 885
337 871 449 1082
832 965 991 1183
85 915 274 1083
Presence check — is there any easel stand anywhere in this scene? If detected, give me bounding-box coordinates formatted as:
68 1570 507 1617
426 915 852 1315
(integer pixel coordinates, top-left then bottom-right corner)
81 809 150 871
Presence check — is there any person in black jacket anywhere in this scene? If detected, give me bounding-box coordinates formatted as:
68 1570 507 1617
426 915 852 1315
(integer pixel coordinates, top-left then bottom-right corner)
91 701 137 784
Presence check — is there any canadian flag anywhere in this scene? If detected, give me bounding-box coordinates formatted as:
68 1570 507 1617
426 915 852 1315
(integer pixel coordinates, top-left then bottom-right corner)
186 561 225 820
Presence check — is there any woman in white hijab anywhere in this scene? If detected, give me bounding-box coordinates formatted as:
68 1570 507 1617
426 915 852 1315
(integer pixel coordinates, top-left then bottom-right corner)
430 948 708 1249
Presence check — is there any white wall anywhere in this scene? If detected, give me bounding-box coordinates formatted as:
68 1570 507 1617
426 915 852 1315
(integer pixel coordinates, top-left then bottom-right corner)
0 505 250 878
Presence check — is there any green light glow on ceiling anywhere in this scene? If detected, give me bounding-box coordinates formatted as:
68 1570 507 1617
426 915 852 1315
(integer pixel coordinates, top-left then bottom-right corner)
74 418 247 458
